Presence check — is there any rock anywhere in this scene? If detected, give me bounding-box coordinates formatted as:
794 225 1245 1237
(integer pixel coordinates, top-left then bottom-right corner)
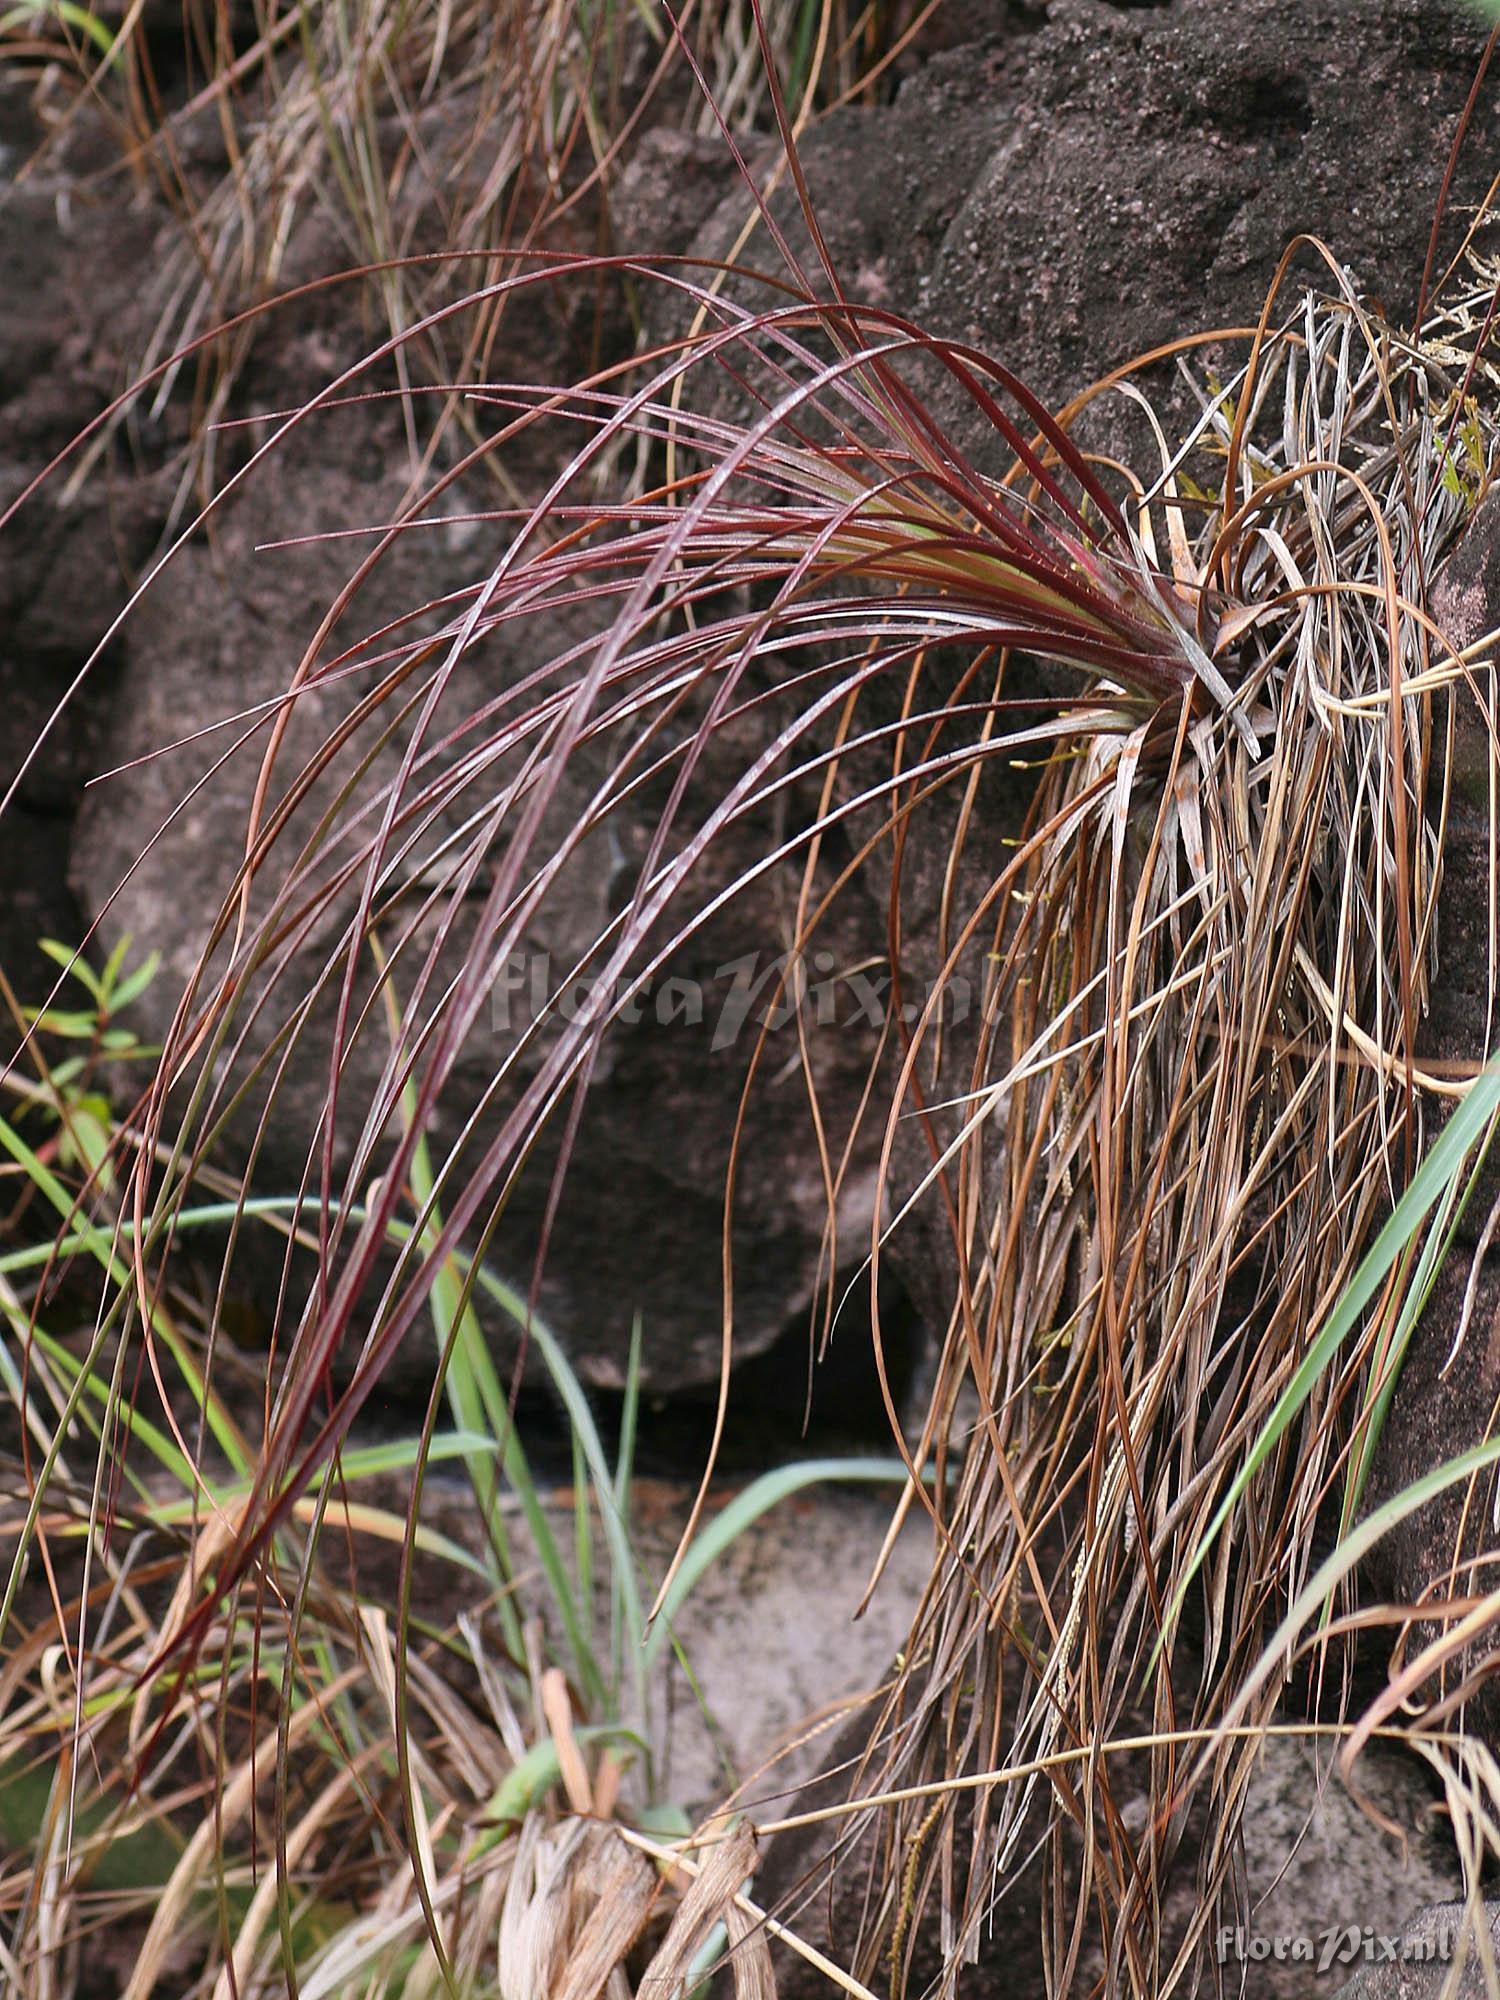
2 80 886 1400
340 1464 941 1817
760 1728 1466 1998
666 0 1500 1337
907 0 1487 410
680 0 1500 407
63 361 890 1396
0 80 161 1024
1238 1739 1466 1998
1331 1903 1500 1998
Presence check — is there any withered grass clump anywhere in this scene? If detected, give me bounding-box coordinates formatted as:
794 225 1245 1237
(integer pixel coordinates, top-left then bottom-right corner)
0 1490 783 1999
1 0 934 518
835 262 1500 1993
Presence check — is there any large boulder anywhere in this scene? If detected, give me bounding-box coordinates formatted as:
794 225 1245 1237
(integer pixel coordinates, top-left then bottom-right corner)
0 81 162 1023
3 66 890 1401
666 0 1500 409
649 0 1500 1338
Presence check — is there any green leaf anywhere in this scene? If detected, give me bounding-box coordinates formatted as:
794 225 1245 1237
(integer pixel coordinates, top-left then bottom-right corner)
472 1723 646 1851
25 1007 102 1039
99 931 133 994
109 948 161 1010
1159 1058 1500 1652
466 1258 650 1725
0 2 116 55
1340 1115 1496 1531
399 1102 596 1693
643 1456 918 1673
0 1108 250 1478
36 937 103 1001
59 1101 114 1187
633 1800 693 1841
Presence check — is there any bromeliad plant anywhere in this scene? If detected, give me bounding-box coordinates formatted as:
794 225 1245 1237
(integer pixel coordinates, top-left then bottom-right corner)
11 12 1500 1999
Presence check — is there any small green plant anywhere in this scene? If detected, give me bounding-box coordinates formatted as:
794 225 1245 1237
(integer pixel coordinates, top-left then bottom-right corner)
6 936 159 1194
0 932 913 1995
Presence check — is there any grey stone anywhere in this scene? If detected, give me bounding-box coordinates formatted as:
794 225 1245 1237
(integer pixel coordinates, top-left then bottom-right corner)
1331 1903 1500 1998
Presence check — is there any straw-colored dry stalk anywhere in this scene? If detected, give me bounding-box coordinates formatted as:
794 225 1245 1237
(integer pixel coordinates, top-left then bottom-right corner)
829 262 1500 1994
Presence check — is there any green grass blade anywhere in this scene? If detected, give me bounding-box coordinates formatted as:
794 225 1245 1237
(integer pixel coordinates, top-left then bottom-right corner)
1218 1428 1500 1742
642 1457 916 1673
1159 1059 1500 1653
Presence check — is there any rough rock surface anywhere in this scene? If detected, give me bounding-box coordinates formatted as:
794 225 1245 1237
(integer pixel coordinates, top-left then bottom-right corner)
4 81 887 1397
1331 1903 1500 1998
673 0 1500 408
645 0 1500 1348
59 365 892 1397
756 1679 1469 1999
0 95 160 1018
